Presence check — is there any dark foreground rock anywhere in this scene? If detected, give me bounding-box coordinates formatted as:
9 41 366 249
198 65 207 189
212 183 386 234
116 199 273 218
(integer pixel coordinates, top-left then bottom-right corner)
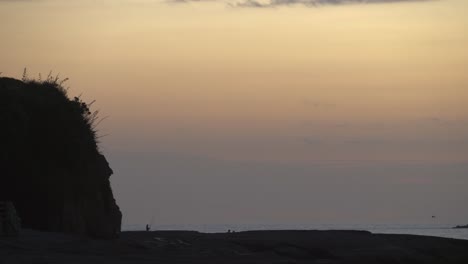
0 202 21 237
1 229 467 264
0 77 121 239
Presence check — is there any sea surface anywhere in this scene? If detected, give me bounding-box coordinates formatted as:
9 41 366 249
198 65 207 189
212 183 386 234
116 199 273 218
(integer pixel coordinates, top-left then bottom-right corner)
123 223 468 240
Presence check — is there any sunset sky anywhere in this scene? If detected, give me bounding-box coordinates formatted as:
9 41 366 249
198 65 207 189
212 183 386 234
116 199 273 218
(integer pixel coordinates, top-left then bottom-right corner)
1 0 468 227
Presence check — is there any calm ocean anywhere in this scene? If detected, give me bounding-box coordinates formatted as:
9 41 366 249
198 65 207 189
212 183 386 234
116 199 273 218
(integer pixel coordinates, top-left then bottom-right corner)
123 223 468 240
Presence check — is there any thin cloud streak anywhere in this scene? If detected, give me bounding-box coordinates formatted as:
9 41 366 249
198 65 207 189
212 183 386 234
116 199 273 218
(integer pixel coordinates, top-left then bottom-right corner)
234 0 432 8
168 0 434 8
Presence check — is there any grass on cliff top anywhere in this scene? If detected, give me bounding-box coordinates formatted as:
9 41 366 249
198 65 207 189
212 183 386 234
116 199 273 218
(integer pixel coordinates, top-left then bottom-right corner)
0 70 106 178
20 69 104 147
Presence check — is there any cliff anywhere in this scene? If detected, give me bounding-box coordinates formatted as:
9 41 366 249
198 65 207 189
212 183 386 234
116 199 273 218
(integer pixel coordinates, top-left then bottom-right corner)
0 77 121 239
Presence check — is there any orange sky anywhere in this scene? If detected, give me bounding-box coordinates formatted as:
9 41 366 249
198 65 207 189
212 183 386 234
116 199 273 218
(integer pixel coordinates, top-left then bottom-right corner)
2 0 467 162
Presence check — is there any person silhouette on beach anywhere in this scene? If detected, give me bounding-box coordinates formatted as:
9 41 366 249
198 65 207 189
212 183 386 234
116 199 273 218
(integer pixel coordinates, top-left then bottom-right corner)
146 224 151 231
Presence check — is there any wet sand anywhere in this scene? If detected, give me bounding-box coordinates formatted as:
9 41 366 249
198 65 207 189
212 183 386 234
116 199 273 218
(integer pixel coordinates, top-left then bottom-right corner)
1 229 468 263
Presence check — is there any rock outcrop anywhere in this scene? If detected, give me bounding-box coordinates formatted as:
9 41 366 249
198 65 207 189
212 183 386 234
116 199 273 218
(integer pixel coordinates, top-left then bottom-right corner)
0 201 21 237
0 77 121 239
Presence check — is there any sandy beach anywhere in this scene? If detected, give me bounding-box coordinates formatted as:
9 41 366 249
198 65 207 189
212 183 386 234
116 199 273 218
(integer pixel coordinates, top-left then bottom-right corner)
1 229 468 264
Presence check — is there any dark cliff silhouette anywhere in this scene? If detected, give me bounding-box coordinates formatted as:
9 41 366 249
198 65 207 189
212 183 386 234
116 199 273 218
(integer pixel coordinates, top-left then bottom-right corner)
0 76 121 239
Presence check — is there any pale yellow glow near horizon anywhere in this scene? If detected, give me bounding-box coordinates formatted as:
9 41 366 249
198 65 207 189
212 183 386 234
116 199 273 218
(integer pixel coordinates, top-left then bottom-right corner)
1 0 467 162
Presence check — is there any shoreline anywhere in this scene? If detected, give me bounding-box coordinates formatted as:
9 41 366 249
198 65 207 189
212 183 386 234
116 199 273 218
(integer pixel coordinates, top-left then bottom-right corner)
122 223 468 241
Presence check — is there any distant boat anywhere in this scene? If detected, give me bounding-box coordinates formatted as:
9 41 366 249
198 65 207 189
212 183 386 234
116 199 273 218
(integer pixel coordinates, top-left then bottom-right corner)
453 224 468 229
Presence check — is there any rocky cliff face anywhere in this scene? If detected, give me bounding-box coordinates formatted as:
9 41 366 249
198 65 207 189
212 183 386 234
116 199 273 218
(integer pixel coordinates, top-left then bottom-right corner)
0 77 121 239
